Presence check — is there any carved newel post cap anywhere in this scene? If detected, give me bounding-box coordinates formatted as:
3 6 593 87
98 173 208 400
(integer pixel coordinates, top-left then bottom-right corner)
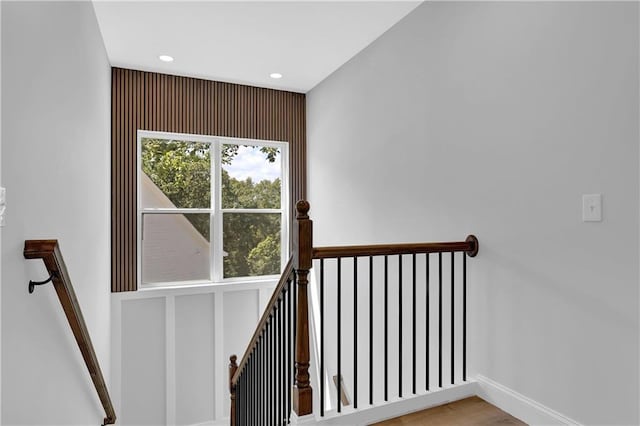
229 354 237 366
296 200 310 218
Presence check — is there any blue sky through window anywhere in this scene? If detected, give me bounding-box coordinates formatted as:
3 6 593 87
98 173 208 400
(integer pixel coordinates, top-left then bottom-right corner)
223 145 281 182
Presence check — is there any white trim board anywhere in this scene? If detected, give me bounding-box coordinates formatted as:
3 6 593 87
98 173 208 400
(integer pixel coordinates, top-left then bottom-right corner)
315 382 478 425
476 375 582 426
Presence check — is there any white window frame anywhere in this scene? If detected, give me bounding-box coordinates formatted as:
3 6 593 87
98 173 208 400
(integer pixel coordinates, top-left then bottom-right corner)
137 130 290 288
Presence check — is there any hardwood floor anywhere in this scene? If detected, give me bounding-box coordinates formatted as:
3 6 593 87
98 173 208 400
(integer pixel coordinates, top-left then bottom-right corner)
371 396 526 426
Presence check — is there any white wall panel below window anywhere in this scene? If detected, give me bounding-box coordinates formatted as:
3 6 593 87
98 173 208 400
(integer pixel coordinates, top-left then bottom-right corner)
121 298 166 426
112 281 275 426
176 294 215 425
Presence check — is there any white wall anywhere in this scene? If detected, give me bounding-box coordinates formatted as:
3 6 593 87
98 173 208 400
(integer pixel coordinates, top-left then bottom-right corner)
112 282 275 426
307 2 639 425
1 2 111 425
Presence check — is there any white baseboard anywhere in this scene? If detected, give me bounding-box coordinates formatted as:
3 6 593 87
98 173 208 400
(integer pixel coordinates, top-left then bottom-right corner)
315 381 479 425
476 375 582 426
191 376 581 426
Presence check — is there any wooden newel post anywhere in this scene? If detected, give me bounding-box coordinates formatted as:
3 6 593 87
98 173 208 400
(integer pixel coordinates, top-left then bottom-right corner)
229 355 238 425
293 200 313 415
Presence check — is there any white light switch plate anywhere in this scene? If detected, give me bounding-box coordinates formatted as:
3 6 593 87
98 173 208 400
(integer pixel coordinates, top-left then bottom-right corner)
582 194 602 222
0 187 6 227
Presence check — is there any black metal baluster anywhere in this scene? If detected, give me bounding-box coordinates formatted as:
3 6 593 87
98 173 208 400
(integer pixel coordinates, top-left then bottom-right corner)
451 251 455 385
287 281 292 423
251 352 260 425
463 253 467 382
256 350 259 425
320 259 325 417
253 355 257 424
426 254 430 391
286 287 291 424
241 374 244 426
256 339 260 426
254 355 257 424
353 256 358 409
258 332 266 425
337 257 342 413
272 316 276 425
265 322 268 425
262 329 266 426
281 300 286 425
262 334 266 426
268 319 272 425
247 368 249 425
238 372 242 426
252 347 256 426
245 370 248 426
369 256 373 406
412 253 416 395
244 369 248 425
398 254 402 399
237 374 240 426
245 363 248 426
262 336 265 426
281 298 286 425
245 371 248 425
236 377 239 426
277 301 282 425
281 299 285 425
384 255 388 402
240 371 244 426
439 252 442 388
245 372 249 425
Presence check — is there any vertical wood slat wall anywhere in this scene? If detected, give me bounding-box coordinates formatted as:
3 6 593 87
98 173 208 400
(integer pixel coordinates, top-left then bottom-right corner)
111 67 306 292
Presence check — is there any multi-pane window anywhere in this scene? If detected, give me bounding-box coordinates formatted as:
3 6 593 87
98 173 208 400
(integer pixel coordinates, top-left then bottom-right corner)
138 131 288 286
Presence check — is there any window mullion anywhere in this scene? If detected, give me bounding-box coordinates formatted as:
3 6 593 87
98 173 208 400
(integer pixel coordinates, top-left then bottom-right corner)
212 139 223 282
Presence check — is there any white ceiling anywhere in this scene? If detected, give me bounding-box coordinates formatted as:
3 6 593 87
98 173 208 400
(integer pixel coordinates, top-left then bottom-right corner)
92 1 421 93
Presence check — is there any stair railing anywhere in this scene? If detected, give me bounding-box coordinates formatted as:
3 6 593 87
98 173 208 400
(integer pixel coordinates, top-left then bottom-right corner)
312 234 478 416
229 201 479 424
23 240 116 425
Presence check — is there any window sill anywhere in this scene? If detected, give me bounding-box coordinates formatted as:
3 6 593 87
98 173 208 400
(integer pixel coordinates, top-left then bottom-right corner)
112 277 280 300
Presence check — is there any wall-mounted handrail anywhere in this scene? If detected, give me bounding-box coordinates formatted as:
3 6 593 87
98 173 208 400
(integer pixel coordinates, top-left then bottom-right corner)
24 240 117 426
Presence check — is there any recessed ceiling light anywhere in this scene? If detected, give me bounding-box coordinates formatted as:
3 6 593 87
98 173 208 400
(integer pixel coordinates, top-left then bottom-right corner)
159 55 174 62
270 73 283 79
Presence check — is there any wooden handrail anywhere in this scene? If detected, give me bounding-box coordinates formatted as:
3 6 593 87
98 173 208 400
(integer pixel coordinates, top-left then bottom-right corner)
230 257 295 386
312 235 479 259
24 240 116 426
